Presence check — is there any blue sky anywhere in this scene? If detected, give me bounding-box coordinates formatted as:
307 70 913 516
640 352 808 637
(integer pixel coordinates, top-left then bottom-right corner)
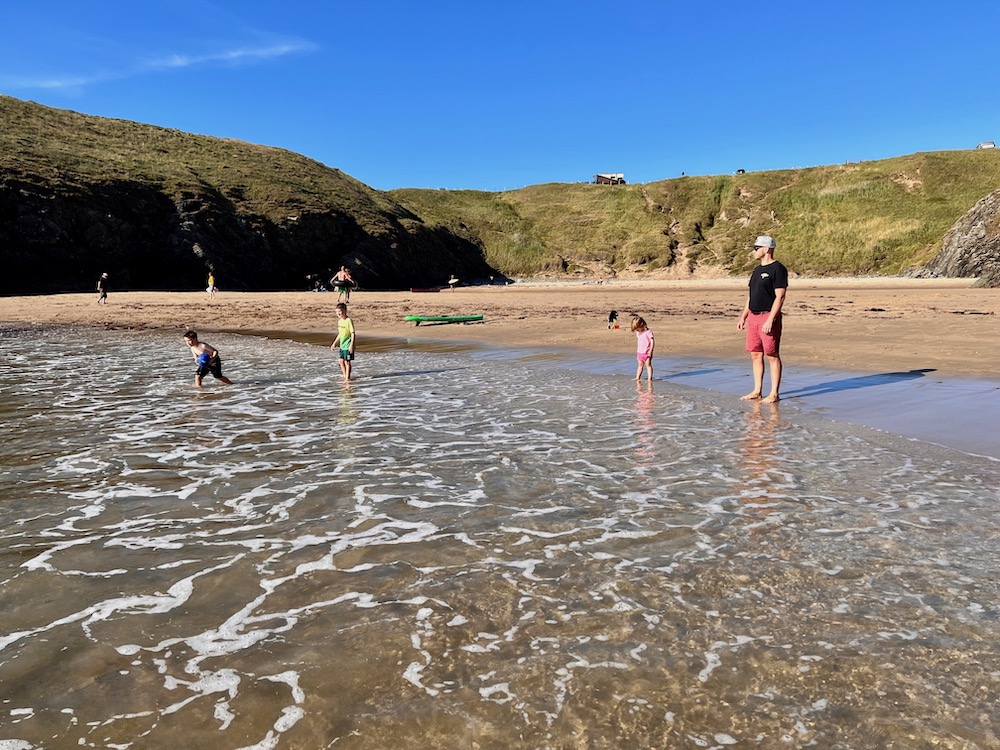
3 1 998 191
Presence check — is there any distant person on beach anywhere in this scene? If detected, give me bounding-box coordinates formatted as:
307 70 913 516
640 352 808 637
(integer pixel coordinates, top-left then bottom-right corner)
183 331 234 388
737 235 788 403
608 310 619 329
96 272 108 304
331 266 355 303
632 316 654 382
207 272 217 298
330 303 356 381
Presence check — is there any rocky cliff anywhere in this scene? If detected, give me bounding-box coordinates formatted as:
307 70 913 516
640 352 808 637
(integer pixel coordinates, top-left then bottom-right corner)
0 96 498 294
921 188 1000 287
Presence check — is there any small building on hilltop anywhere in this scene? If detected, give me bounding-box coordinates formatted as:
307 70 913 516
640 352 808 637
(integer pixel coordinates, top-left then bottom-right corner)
594 173 626 185
976 141 996 149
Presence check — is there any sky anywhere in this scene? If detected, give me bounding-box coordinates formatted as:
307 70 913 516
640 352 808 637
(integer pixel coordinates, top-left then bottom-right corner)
2 1 998 192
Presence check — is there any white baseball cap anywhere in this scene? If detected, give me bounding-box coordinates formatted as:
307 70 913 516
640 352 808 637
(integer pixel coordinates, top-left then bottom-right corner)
754 235 776 249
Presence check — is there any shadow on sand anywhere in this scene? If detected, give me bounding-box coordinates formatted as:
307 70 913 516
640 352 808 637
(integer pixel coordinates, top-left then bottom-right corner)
661 368 725 380
783 368 936 399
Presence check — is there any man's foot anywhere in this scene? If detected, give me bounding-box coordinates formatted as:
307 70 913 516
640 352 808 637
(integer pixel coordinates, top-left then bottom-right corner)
740 391 762 401
762 393 780 403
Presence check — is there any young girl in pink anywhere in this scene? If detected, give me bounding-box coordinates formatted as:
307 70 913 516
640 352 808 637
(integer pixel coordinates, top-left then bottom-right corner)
632 316 654 382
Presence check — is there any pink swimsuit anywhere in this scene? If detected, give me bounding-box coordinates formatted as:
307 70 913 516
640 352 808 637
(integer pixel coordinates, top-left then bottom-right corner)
636 329 654 361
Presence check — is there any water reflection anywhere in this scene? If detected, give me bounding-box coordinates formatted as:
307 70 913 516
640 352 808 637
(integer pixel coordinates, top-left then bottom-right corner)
741 399 781 486
2 329 1000 749
633 380 657 468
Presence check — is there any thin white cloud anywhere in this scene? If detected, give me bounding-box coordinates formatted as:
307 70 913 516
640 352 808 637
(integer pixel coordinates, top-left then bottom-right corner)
1 38 317 92
4 75 106 91
144 40 317 71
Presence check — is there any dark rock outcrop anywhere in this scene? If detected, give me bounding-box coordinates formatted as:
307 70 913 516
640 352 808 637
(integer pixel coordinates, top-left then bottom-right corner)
0 173 497 294
0 96 500 294
921 188 1000 288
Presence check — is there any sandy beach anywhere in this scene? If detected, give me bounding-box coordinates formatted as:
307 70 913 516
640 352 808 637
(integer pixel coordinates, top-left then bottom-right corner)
2 277 998 380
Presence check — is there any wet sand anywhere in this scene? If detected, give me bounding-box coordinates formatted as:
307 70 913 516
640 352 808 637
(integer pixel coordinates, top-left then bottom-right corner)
3 277 998 456
3 277 997 378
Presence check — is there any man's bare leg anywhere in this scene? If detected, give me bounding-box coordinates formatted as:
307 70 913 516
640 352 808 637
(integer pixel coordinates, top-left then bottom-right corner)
762 354 782 403
741 352 765 400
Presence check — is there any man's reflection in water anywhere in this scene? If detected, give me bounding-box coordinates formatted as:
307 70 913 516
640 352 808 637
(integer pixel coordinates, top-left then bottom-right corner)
738 400 791 535
634 380 657 468
742 399 781 487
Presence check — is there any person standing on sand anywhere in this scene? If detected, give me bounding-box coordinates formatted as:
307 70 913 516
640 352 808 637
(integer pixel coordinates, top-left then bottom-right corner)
97 272 109 304
737 235 788 403
330 303 356 381
331 266 354 303
183 331 234 387
632 316 654 382
207 272 217 298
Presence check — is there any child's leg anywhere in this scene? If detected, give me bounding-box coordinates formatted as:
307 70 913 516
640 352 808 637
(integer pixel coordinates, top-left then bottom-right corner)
344 359 352 380
645 358 653 381
635 359 643 381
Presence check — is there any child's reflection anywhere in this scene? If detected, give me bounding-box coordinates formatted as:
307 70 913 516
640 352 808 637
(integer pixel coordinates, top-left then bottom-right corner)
338 379 358 428
634 380 657 467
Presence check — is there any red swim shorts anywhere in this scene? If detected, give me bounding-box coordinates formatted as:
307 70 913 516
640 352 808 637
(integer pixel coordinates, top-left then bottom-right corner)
745 312 781 356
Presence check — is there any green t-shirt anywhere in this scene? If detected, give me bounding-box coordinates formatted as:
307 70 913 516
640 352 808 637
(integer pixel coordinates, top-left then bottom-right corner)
338 317 355 350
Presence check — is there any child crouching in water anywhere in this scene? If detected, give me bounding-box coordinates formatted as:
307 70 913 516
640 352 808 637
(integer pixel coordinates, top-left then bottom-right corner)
183 331 234 387
632 316 654 382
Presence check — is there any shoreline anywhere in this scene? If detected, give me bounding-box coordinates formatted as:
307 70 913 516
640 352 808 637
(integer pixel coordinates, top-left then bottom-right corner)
238 327 1000 461
3 277 995 380
3 278 997 458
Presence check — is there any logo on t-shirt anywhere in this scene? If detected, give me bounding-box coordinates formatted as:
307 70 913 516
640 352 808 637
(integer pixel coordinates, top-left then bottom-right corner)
761 272 770 279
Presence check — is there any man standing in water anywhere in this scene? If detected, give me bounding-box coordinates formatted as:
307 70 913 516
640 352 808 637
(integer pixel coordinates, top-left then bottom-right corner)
737 235 787 403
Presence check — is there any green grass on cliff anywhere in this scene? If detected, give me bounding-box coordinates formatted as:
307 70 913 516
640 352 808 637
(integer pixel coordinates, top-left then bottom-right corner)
5 94 1000 280
0 94 406 232
394 150 1000 278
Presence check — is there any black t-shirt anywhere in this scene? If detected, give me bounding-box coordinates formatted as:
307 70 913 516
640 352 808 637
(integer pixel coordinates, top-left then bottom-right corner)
748 261 788 312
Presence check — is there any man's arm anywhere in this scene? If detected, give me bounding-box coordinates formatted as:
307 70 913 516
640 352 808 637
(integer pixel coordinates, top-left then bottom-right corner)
764 288 786 333
737 292 751 330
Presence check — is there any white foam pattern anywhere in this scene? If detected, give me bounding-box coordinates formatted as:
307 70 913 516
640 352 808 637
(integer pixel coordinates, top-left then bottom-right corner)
1 326 999 747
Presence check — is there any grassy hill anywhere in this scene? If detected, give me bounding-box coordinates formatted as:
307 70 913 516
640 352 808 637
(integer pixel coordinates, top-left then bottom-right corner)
0 95 493 293
393 150 1000 279
3 93 999 293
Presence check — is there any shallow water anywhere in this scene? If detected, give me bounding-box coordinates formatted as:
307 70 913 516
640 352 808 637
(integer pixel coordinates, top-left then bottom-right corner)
1 326 999 749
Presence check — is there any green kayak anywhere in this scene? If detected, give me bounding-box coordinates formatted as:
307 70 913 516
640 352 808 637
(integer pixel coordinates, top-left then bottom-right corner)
404 314 484 325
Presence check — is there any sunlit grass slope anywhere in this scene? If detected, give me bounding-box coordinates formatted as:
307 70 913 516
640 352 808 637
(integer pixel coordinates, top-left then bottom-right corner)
394 150 1000 277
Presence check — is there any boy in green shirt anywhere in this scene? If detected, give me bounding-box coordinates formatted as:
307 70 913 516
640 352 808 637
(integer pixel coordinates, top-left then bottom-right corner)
330 303 356 381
